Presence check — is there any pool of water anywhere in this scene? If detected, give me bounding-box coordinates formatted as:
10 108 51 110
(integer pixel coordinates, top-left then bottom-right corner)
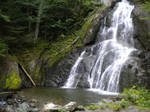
18 88 117 106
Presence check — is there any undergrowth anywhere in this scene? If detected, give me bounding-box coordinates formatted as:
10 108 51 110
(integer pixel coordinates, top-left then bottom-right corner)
87 86 150 111
45 5 106 67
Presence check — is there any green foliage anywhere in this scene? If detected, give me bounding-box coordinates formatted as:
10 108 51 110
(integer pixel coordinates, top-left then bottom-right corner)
87 105 105 110
141 1 150 12
0 40 8 56
140 16 150 20
46 6 105 67
41 0 100 39
86 99 130 111
107 99 130 111
123 86 150 110
86 87 150 111
2 72 22 89
58 110 69 112
135 0 150 20
0 0 102 58
16 111 25 112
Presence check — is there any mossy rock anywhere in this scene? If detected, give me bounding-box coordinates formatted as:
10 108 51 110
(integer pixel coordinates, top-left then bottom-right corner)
4 72 22 89
0 72 22 90
0 56 22 90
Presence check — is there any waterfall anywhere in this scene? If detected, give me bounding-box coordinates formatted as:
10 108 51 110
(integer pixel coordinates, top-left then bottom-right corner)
62 51 86 88
63 0 136 93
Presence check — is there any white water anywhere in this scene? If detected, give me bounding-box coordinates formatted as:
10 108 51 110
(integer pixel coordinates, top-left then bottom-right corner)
63 0 135 94
62 51 86 88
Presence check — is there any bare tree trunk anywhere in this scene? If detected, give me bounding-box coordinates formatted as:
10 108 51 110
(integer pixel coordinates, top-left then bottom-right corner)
34 0 44 43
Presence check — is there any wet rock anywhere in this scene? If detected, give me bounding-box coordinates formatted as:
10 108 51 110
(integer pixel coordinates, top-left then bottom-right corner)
17 102 30 111
30 102 36 108
42 102 62 112
74 105 85 111
30 108 40 112
102 99 113 104
6 105 14 112
132 2 150 50
30 98 38 103
45 47 84 87
63 102 77 111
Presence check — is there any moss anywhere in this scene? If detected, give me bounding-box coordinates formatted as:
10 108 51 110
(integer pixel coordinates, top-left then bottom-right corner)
0 74 6 89
4 72 22 89
87 105 105 110
33 66 42 85
34 66 41 79
48 47 72 68
15 40 49 69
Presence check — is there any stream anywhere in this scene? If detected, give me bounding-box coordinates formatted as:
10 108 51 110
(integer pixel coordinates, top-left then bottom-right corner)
18 88 117 106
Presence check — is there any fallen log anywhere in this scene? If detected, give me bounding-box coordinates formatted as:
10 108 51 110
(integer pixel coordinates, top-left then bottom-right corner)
55 36 80 56
19 64 37 87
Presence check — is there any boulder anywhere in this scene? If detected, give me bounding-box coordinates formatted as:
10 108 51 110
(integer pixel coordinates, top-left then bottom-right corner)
0 57 22 90
42 103 62 112
63 102 77 111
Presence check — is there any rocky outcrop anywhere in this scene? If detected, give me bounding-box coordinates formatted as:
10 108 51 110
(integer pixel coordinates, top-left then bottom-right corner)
83 8 111 45
0 57 22 90
132 4 150 50
119 51 150 91
19 58 45 88
0 55 46 90
44 47 84 87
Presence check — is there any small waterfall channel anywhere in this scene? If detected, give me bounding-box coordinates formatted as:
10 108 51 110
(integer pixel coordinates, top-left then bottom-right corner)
63 0 136 94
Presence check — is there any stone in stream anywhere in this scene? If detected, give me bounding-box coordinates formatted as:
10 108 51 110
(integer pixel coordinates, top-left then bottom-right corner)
42 102 78 112
63 102 77 111
6 105 15 112
42 102 62 112
17 102 30 112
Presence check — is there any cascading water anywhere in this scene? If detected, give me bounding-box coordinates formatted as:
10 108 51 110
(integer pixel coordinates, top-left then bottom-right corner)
63 0 136 93
62 51 86 88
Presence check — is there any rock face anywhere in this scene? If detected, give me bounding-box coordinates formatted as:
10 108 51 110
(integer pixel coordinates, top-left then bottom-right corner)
44 47 84 87
122 0 150 90
0 55 46 90
133 5 150 50
119 51 150 91
83 8 111 45
20 58 45 88
0 57 22 90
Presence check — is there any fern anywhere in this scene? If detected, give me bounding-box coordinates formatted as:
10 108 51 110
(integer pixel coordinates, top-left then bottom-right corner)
0 9 10 22
141 1 150 12
0 40 8 56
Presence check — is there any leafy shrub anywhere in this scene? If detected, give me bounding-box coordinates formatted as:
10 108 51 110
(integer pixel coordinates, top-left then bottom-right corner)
123 86 150 110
